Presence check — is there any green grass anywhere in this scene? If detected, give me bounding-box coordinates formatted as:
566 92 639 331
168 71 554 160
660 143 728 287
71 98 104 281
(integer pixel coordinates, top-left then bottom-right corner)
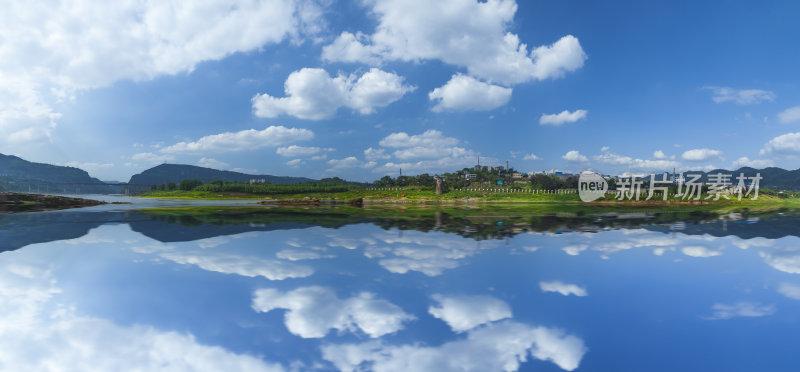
139 188 585 201
136 194 800 217
137 190 267 199
137 188 800 213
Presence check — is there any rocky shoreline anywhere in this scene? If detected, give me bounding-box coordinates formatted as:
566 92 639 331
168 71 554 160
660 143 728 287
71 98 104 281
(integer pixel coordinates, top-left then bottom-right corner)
0 192 107 214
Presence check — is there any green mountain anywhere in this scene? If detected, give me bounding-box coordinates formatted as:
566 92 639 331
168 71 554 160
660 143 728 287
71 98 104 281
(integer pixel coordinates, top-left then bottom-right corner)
128 163 315 186
0 153 113 193
688 167 800 190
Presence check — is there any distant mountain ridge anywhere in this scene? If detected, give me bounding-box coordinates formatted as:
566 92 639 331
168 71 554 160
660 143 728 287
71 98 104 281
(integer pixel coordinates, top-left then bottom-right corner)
0 153 113 193
681 167 800 191
128 163 315 186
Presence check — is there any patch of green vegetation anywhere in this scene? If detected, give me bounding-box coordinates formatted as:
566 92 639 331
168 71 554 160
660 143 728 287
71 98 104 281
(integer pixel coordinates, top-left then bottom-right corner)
137 197 799 219
137 190 267 199
137 187 800 213
1 192 104 213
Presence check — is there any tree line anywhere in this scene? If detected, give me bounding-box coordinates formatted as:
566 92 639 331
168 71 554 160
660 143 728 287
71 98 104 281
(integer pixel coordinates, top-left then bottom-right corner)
371 170 587 190
149 179 352 194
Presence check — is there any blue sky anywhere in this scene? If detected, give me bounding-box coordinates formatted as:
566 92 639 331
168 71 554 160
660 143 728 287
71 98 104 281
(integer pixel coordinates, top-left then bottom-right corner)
3 0 800 182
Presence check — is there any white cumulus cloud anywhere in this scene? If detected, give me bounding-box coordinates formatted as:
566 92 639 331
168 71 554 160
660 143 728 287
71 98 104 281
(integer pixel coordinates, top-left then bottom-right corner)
321 320 587 372
379 130 459 148
321 0 586 85
197 157 229 169
682 246 722 258
275 249 332 261
319 31 383 65
392 146 472 160
0 0 323 149
327 156 366 169
539 109 587 126
160 126 313 154
539 281 587 297
370 230 503 276
428 294 512 332
373 130 485 175
778 283 800 300
0 241 289 372
759 245 800 274
778 106 800 124
251 67 414 120
364 147 390 161
562 244 588 256
682 148 723 161
761 131 800 154
429 74 512 112
732 157 774 168
562 150 587 162
524 153 541 160
159 251 313 280
252 286 414 338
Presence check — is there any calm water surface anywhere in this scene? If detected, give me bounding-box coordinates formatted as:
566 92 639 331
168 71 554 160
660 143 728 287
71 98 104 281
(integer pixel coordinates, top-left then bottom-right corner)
2 198 800 371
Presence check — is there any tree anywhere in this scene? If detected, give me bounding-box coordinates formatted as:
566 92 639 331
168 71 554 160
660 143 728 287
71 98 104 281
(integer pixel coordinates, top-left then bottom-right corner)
450 175 468 189
564 175 579 189
319 177 347 184
376 175 394 187
167 182 177 191
530 174 554 189
179 179 203 191
396 176 410 187
415 173 435 187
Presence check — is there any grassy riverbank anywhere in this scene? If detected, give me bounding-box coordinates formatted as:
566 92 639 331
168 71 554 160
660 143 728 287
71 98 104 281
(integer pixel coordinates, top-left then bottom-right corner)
136 188 800 211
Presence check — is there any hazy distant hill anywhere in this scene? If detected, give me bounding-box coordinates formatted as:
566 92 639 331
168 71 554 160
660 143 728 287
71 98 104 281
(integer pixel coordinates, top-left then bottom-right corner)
687 167 800 191
0 153 113 193
128 164 315 186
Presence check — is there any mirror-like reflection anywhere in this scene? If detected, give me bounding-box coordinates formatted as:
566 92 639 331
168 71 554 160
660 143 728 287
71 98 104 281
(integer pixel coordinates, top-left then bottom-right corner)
3 205 800 371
